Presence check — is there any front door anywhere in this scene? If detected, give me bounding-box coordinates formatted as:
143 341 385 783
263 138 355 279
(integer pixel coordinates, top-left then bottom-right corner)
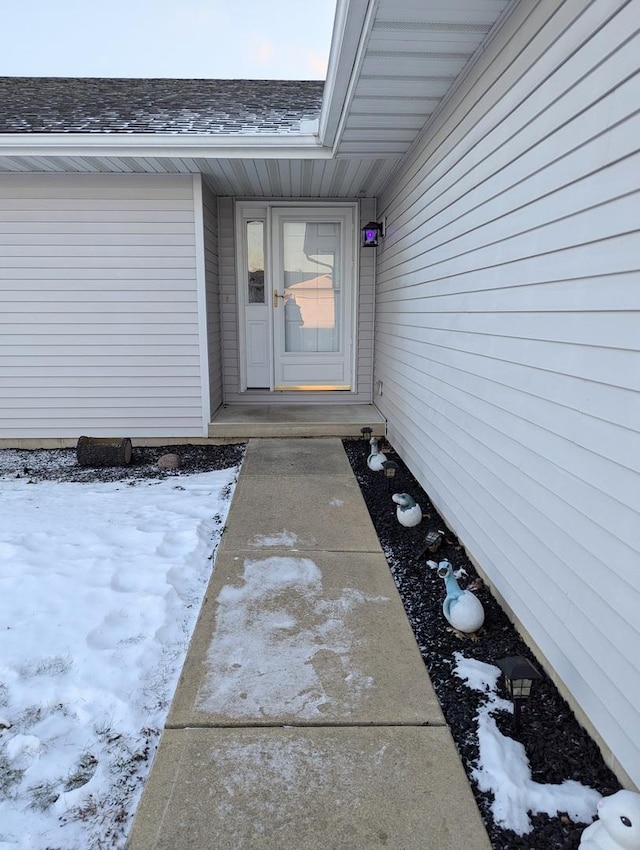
271 207 354 390
237 203 356 392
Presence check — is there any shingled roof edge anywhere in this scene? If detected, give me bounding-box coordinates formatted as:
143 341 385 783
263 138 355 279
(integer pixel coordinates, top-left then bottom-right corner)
0 77 326 138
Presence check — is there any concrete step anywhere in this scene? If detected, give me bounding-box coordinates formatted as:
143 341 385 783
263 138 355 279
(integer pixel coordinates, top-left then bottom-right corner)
208 403 386 438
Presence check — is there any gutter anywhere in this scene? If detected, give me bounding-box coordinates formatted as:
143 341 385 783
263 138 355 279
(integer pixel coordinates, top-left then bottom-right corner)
0 131 332 160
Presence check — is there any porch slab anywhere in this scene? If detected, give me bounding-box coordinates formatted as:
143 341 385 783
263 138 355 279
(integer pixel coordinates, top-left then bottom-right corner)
208 403 386 438
167 550 443 728
126 726 491 850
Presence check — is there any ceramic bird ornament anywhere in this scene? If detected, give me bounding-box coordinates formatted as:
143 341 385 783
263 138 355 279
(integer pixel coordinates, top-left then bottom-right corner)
392 492 422 527
430 559 485 636
367 436 388 471
579 790 640 850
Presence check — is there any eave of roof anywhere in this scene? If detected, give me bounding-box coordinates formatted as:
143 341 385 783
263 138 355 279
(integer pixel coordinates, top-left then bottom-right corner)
0 132 329 160
0 0 518 195
319 0 372 149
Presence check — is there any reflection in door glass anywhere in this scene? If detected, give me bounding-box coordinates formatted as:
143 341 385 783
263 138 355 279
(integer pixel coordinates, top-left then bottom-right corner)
282 221 341 353
247 220 265 303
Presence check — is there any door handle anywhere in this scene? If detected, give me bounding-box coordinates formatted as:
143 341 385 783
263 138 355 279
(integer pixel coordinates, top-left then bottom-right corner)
273 289 286 308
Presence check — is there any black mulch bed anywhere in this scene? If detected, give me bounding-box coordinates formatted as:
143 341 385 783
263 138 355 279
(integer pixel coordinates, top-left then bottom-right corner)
342 438 621 849
0 443 246 484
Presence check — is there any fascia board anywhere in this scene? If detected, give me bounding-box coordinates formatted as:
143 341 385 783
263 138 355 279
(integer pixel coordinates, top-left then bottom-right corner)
319 0 374 148
0 133 332 160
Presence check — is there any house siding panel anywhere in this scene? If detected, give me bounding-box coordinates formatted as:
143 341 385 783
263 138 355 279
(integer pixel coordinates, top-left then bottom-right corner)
0 173 204 438
202 181 223 417
218 197 239 397
376 0 640 787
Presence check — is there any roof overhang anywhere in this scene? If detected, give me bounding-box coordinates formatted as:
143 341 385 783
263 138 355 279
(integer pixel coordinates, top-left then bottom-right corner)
0 131 329 160
319 0 374 149
326 0 515 161
0 0 517 197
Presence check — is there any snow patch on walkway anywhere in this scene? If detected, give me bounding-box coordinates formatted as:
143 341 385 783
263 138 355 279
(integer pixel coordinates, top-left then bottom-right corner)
197 555 381 717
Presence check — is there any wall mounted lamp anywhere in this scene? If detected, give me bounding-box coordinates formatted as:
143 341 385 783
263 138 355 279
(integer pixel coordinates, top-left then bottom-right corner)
362 221 384 248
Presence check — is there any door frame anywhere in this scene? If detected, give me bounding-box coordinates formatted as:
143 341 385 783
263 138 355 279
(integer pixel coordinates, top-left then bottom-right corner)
235 200 359 394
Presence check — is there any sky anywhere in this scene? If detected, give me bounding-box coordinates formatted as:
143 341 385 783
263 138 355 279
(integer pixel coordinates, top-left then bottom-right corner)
0 0 338 80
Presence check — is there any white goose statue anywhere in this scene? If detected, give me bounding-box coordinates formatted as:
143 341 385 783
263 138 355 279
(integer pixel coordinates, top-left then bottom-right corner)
428 559 485 636
392 493 422 527
367 436 387 472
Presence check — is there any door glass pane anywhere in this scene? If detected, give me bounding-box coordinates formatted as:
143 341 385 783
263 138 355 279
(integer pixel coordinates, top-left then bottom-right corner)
246 220 265 303
282 221 341 353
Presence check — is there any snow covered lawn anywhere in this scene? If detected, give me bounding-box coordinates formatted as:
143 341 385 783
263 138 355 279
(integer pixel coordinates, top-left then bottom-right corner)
0 463 239 849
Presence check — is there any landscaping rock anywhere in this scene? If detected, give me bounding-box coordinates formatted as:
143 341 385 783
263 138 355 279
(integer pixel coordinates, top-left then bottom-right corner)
157 453 181 470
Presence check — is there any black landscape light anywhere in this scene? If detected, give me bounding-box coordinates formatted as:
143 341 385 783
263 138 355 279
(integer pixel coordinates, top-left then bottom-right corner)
381 459 398 491
415 529 445 561
496 655 542 733
361 221 384 248
360 426 373 441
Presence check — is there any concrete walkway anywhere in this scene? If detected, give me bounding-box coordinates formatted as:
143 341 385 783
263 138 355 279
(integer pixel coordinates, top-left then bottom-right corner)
126 438 491 850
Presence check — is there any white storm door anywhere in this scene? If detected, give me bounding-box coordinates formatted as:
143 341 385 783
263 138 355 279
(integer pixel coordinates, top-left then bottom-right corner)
271 207 355 391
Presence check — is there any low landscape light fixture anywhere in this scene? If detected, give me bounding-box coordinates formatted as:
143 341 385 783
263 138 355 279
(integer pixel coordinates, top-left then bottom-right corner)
360 426 373 441
361 221 384 248
496 655 542 733
415 529 445 561
381 459 398 490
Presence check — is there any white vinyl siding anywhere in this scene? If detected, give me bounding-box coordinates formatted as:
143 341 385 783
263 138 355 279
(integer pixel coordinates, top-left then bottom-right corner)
218 197 375 404
202 180 223 416
0 173 204 437
375 0 640 787
219 197 240 399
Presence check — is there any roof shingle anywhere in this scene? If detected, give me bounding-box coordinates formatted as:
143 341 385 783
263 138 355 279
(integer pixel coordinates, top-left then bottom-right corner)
0 77 324 135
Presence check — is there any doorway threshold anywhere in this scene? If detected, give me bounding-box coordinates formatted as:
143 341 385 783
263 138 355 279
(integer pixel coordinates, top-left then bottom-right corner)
208 404 386 439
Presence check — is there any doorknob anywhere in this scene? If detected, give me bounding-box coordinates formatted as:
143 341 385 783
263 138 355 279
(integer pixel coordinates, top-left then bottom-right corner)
273 289 286 308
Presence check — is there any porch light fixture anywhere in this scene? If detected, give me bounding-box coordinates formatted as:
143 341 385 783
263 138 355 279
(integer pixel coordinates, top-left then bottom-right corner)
361 221 384 248
496 655 542 733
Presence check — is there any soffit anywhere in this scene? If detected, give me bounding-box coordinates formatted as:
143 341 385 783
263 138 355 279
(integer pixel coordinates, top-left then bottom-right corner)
0 153 401 199
332 0 513 162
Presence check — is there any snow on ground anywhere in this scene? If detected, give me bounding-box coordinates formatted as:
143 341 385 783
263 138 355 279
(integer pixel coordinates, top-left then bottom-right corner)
196 555 380 718
0 466 239 849
453 653 601 835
